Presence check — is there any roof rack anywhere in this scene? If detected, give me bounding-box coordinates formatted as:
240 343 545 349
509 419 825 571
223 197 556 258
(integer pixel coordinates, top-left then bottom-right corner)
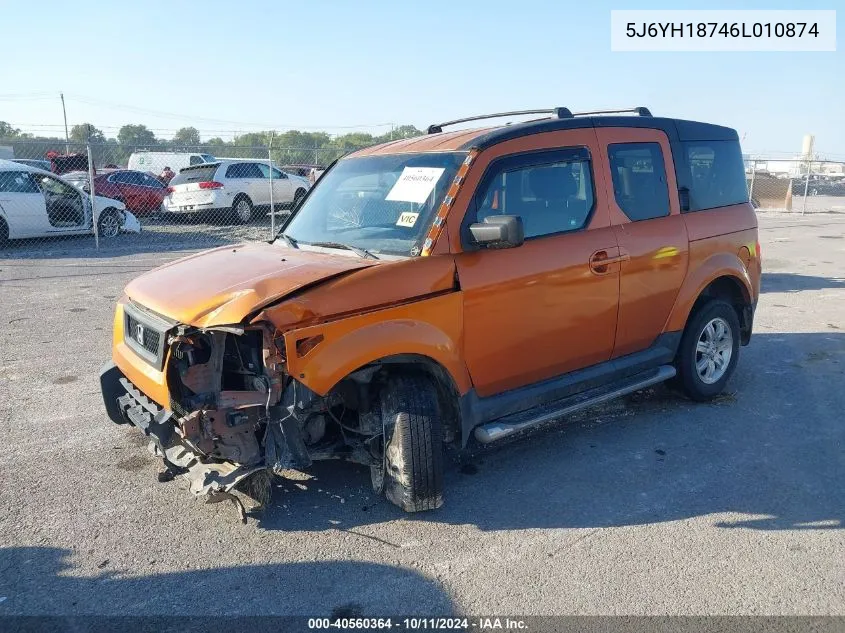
426 106 652 134
426 108 573 134
571 107 652 117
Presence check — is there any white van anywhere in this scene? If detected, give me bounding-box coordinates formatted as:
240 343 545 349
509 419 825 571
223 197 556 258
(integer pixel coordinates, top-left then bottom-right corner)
127 151 216 176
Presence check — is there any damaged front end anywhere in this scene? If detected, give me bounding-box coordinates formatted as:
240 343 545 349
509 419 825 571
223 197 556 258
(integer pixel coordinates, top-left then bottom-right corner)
101 302 383 520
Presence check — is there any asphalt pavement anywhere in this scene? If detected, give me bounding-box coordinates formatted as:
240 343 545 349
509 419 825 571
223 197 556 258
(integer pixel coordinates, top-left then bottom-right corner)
0 212 843 617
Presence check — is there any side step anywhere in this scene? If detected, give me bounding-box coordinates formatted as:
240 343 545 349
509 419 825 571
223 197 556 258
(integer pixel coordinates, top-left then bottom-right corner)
473 365 676 444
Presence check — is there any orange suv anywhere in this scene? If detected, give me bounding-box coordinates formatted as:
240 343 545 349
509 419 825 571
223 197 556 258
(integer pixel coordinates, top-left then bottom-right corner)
100 107 761 515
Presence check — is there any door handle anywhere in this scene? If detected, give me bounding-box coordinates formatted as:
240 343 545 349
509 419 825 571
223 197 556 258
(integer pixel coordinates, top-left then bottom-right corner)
589 250 629 274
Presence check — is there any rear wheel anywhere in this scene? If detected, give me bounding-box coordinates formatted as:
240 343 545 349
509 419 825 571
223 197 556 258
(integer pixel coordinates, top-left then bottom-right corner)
371 373 444 513
97 209 121 238
675 300 741 401
232 196 253 224
0 218 8 246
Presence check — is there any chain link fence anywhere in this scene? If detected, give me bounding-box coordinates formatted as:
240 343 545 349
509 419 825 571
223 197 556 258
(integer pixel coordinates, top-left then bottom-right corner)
2 138 844 263
0 140 349 258
746 157 845 215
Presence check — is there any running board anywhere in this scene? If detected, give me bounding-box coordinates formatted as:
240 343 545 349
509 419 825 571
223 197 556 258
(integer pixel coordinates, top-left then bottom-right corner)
473 365 676 444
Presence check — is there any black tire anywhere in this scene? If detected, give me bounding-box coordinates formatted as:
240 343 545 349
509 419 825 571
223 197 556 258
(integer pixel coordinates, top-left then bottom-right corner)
0 218 8 246
372 373 444 513
675 299 741 401
97 209 121 239
231 195 253 225
292 188 307 209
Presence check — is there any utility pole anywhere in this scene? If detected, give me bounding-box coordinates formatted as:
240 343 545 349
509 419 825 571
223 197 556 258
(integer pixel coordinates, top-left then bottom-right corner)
60 92 70 153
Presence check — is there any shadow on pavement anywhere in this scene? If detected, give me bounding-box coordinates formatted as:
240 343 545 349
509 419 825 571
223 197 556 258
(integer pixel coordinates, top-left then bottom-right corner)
253 332 844 535
0 546 454 616
761 272 845 293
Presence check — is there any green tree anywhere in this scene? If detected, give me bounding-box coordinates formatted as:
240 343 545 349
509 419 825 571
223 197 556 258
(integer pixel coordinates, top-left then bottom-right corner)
117 124 157 148
172 126 201 146
0 121 21 139
69 123 105 144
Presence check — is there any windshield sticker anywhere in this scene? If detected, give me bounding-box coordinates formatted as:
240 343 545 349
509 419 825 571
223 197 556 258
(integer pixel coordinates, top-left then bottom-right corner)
396 211 420 227
385 167 445 204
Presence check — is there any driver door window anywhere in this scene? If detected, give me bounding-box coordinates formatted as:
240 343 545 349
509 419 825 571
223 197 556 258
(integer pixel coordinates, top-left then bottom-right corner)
473 150 595 240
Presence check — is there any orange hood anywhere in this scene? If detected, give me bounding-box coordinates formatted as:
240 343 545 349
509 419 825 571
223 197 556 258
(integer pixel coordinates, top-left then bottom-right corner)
124 242 375 327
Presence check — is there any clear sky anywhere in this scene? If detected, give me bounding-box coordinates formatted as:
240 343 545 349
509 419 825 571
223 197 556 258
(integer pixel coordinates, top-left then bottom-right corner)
0 0 841 156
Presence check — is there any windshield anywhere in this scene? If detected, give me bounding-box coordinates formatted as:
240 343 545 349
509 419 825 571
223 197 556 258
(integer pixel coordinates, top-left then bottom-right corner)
281 152 467 257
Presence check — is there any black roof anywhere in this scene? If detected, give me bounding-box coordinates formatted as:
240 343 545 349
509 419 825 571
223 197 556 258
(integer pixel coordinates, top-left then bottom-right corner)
460 116 738 151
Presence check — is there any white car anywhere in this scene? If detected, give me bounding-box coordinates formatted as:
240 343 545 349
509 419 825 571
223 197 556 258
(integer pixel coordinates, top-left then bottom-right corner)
0 159 140 243
162 160 311 224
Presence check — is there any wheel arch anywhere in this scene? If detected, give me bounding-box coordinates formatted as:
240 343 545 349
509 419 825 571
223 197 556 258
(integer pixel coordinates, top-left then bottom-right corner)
666 254 755 345
341 353 464 442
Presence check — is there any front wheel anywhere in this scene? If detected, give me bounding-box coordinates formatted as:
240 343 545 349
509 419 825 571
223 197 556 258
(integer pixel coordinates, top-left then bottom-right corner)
292 188 307 210
97 209 121 238
675 299 741 401
371 373 444 513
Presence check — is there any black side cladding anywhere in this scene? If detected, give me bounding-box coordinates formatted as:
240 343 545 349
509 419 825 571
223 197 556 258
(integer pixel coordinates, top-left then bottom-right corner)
380 373 444 512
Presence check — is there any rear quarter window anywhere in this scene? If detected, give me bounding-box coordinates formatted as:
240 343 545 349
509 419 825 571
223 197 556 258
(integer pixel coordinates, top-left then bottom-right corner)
684 140 748 211
170 165 219 186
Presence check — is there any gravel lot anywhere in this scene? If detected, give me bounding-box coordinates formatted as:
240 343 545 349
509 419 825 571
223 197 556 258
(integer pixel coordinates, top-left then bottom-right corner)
0 212 843 617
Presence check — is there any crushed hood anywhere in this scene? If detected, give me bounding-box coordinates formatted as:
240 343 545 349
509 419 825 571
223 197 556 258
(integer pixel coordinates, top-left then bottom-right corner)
124 242 375 327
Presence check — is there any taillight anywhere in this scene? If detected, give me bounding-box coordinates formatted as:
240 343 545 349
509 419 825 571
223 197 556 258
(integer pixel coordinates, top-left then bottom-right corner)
198 181 223 189
165 186 174 194
755 241 762 260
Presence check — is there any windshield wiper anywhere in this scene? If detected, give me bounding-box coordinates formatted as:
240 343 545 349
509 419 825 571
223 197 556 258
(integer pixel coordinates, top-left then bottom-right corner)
276 232 299 249
308 241 379 260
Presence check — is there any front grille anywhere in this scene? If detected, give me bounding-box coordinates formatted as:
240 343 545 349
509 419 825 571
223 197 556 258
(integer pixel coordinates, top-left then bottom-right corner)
127 313 161 354
123 303 173 370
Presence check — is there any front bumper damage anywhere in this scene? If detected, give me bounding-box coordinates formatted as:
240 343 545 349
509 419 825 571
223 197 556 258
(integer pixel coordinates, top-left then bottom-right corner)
99 352 331 519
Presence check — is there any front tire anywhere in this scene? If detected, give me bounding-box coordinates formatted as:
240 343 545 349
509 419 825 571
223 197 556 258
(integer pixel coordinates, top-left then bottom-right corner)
97 209 121 238
675 300 741 401
292 188 307 210
372 374 444 513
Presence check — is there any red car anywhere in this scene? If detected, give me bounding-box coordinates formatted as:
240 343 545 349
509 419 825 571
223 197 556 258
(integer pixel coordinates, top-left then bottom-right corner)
87 170 168 215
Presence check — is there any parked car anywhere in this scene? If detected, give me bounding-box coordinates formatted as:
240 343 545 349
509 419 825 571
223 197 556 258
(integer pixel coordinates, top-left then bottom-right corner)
0 160 140 243
280 163 324 178
11 158 52 171
162 159 311 223
128 151 216 176
791 176 845 196
100 107 760 517
71 169 169 215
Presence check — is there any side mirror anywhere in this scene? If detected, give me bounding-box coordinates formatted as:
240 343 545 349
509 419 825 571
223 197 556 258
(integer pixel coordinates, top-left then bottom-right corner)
469 215 524 249
82 184 91 194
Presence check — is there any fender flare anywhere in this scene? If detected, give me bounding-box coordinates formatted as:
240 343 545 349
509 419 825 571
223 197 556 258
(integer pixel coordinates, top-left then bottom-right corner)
664 251 754 334
283 314 471 398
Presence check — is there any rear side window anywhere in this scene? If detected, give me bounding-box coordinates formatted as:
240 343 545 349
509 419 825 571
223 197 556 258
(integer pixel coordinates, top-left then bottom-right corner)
112 171 143 185
170 165 219 186
225 163 263 179
0 171 40 193
607 143 670 221
685 141 749 211
189 155 204 166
